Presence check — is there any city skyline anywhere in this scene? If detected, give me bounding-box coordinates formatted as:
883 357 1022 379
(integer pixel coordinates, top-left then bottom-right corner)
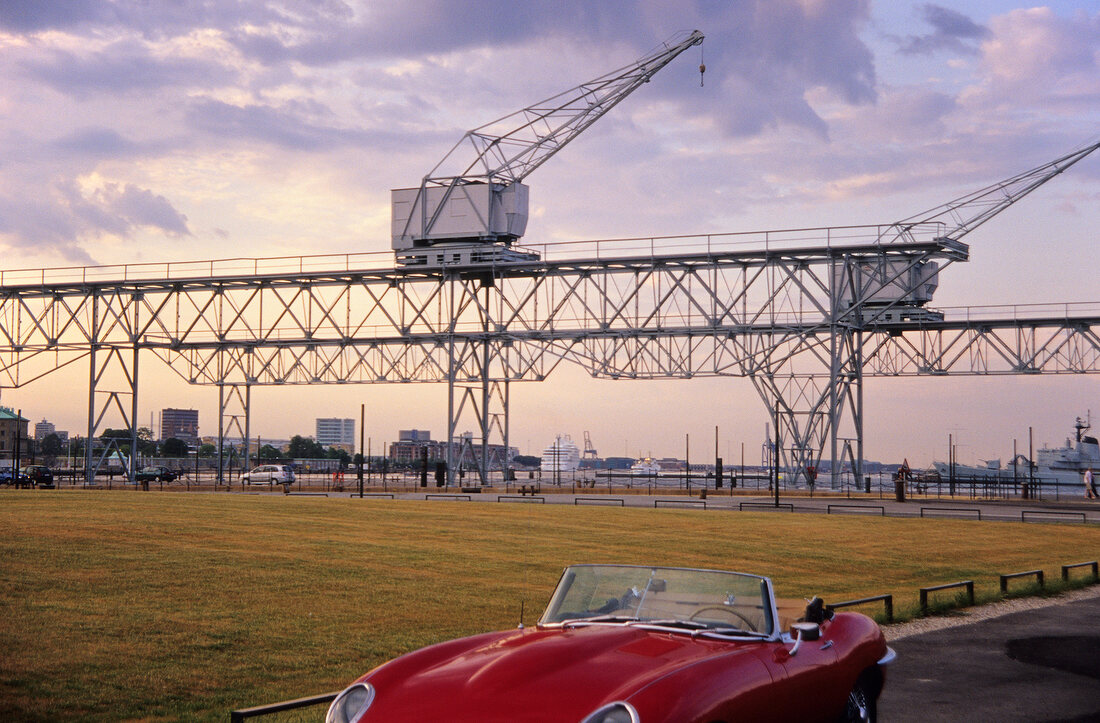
1 1 1098 466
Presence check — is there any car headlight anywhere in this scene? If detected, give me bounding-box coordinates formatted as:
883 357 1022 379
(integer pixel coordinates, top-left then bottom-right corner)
325 682 374 723
581 701 640 723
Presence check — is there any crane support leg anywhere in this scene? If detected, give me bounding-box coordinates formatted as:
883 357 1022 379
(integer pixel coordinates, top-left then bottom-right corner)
84 291 142 486
748 328 863 491
217 383 250 484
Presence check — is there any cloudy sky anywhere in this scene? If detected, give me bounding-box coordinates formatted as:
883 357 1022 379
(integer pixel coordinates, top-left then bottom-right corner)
1 1 1099 467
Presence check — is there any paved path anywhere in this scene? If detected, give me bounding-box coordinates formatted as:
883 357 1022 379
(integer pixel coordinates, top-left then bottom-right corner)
878 593 1100 721
312 489 1100 524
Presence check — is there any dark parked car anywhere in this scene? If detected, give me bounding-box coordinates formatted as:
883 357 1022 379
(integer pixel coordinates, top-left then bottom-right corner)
134 465 178 483
22 465 54 488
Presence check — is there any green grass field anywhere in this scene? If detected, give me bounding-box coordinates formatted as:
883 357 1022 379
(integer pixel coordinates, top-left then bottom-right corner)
1 491 1096 721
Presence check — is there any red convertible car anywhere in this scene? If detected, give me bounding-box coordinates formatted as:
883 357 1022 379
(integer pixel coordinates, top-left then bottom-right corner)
326 564 895 723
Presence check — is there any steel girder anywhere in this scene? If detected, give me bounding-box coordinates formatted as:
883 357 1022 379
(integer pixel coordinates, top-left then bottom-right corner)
861 315 1100 375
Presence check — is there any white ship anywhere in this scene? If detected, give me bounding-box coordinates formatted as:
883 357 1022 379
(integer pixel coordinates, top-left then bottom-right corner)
541 434 580 472
630 457 661 475
933 416 1099 488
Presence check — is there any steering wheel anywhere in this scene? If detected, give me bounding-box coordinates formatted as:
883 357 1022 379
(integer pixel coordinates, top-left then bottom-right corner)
688 606 759 631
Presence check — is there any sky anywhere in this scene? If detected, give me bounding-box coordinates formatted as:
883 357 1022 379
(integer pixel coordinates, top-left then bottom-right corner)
1 1 1099 466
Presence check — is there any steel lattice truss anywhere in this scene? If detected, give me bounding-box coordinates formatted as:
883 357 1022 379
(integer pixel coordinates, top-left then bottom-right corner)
0 228 960 386
862 317 1100 375
4 226 1100 485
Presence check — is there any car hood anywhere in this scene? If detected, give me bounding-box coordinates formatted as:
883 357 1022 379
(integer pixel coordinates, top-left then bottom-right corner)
357 624 765 722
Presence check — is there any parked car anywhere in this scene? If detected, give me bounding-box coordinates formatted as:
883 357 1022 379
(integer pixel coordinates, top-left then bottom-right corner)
134 465 177 483
22 465 54 488
0 467 30 487
325 564 895 723
239 464 295 485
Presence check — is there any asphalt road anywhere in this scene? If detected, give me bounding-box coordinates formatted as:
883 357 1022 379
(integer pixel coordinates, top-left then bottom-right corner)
293 489 1100 525
878 594 1100 722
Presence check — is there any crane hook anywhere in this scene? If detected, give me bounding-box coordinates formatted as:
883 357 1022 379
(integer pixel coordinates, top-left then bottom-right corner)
699 43 705 87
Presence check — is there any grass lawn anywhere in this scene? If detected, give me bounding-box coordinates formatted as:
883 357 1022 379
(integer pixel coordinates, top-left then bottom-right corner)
0 491 1096 721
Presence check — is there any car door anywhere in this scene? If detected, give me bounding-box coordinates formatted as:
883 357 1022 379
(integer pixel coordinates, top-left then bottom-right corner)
756 631 847 721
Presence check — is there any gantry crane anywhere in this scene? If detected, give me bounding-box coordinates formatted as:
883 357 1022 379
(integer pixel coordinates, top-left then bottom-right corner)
391 30 704 267
830 138 1100 327
583 431 598 460
748 137 1100 487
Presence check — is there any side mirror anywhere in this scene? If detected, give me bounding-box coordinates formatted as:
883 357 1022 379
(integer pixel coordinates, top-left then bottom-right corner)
802 596 831 624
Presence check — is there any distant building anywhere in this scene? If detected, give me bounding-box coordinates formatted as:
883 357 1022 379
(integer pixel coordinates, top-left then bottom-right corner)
34 419 55 440
389 430 516 470
399 429 431 443
390 431 447 465
161 408 199 443
316 418 355 447
246 438 290 456
0 407 29 458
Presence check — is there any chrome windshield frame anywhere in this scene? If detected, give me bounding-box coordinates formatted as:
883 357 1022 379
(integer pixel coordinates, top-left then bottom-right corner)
539 564 783 641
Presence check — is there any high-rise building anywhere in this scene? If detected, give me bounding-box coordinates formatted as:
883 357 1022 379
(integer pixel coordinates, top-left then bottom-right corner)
161 408 199 443
316 418 355 447
34 419 55 440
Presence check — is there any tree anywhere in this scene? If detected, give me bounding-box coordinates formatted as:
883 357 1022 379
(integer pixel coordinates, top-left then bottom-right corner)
257 444 281 460
198 443 216 458
327 447 351 466
99 428 133 454
136 427 157 456
288 435 325 459
40 433 64 457
513 454 540 468
96 427 157 457
161 437 190 457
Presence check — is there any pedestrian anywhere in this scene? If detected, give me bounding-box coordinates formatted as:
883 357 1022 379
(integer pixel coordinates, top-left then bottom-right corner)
1085 468 1097 499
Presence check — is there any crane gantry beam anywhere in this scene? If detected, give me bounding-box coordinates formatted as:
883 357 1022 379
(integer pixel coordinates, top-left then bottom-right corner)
2 251 1099 485
0 226 960 383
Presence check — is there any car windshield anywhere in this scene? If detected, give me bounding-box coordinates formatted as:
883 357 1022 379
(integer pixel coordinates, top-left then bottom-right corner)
539 565 776 637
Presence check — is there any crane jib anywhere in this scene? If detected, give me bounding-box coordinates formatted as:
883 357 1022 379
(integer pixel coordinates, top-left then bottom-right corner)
391 30 706 267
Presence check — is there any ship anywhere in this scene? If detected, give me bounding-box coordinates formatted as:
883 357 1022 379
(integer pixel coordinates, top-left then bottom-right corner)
540 434 580 473
932 416 1099 488
630 457 661 475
